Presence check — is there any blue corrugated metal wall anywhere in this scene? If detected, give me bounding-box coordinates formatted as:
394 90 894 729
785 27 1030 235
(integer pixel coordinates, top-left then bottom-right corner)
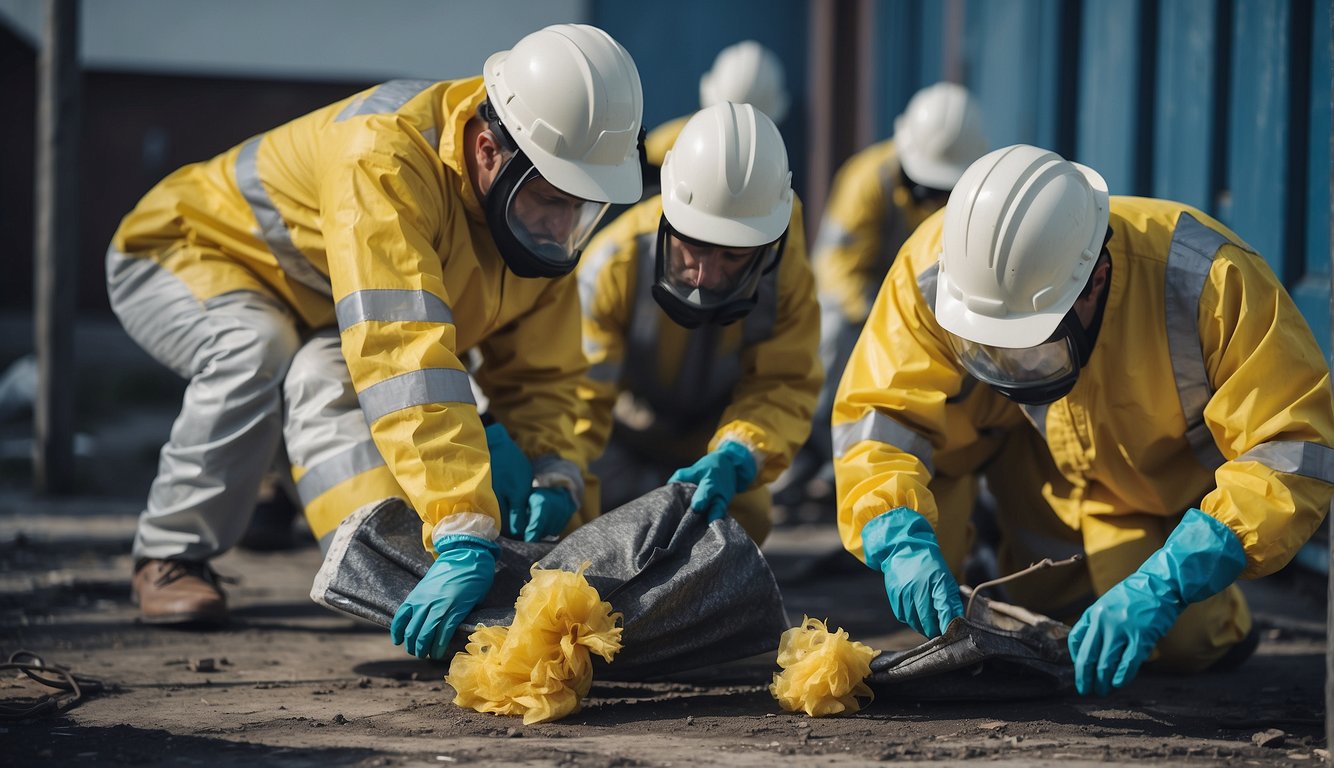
598 0 1331 354
592 0 809 192
913 0 1333 355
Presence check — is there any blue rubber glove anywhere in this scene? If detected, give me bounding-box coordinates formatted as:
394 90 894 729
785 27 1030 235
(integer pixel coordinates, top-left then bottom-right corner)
1068 508 1245 696
668 441 758 521
523 487 577 541
862 506 965 638
484 422 534 539
390 534 498 660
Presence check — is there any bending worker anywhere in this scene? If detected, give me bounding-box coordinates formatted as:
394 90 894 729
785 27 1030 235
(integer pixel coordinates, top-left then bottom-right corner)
106 24 644 662
783 82 988 503
577 102 820 544
641 40 789 194
833 144 1334 695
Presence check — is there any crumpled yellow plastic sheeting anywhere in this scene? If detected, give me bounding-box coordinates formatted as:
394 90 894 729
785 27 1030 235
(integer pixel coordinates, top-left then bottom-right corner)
769 616 879 717
446 564 624 724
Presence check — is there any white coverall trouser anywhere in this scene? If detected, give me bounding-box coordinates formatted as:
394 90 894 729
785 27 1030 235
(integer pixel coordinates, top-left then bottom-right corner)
106 250 300 561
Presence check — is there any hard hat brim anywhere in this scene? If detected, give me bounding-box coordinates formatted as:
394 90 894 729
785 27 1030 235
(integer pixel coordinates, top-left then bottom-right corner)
935 278 1069 349
935 154 1109 349
900 152 970 192
484 49 644 205
661 193 793 249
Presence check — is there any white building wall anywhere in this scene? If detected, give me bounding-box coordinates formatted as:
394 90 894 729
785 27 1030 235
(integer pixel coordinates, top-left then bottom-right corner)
0 0 590 81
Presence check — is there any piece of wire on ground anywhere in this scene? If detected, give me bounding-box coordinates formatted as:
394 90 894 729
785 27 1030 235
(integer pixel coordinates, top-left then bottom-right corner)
965 554 1085 620
0 649 107 719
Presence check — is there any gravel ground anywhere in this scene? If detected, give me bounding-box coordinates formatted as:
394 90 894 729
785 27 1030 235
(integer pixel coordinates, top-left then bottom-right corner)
1 492 1328 767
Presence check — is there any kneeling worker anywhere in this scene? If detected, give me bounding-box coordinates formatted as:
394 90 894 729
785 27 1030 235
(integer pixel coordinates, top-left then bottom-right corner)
577 102 821 544
833 144 1334 695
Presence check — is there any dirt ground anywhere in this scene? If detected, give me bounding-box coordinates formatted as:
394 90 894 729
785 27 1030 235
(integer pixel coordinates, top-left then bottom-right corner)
1 489 1330 767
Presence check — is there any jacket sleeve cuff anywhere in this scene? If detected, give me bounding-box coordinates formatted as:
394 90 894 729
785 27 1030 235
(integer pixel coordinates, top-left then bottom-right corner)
430 511 500 546
532 455 585 510
712 432 770 475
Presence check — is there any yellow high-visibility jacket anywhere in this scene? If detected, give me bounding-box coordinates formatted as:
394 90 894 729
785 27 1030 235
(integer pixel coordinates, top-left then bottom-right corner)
111 78 588 550
814 139 944 327
833 197 1334 579
576 195 822 488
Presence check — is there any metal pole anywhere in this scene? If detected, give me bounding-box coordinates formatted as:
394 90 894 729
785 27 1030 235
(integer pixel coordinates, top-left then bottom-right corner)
805 0 837 244
804 0 872 244
33 0 80 495
1326 0 1333 754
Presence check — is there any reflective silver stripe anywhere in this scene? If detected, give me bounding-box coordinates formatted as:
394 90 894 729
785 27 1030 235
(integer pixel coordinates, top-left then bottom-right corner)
235 137 333 297
813 219 854 255
420 126 439 150
628 232 662 353
578 240 620 321
532 455 586 502
919 261 976 406
335 79 434 122
740 267 780 346
832 410 934 474
358 368 476 423
335 289 453 329
296 440 386 504
878 152 898 201
587 361 622 383
1237 441 1334 484
1019 403 1049 440
917 261 939 313
1165 212 1229 470
876 155 912 273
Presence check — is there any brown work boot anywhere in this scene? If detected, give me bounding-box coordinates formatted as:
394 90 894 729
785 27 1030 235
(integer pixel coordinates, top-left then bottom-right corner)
131 559 229 625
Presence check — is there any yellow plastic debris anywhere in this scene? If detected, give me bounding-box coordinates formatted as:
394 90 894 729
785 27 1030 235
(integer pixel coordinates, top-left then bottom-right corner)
769 616 879 717
446 564 623 724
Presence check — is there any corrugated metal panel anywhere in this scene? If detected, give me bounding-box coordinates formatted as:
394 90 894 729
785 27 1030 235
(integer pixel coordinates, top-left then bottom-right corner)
1152 0 1224 215
597 0 1330 352
964 0 1047 149
1036 0 1079 156
877 0 926 130
1291 0 1331 357
960 0 1078 154
1076 0 1152 195
591 0 808 183
918 1 948 87
1306 0 1331 282
1223 0 1300 280
867 0 1329 355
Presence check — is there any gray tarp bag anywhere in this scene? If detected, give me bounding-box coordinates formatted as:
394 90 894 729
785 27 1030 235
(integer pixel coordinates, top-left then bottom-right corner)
311 483 791 681
867 586 1074 700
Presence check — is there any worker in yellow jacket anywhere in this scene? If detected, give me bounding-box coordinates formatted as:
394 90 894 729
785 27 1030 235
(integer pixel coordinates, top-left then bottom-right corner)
641 40 790 195
106 25 644 660
577 102 820 545
783 83 987 506
834 144 1334 696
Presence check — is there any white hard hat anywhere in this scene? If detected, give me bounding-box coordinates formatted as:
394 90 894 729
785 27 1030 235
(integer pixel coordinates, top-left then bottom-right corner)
661 102 793 247
936 144 1110 349
699 41 790 124
654 102 793 327
484 24 644 205
894 82 988 190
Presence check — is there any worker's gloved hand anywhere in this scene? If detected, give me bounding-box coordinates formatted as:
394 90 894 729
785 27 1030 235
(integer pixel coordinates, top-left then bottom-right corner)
484 421 534 539
522 487 577 542
862 506 964 638
390 534 498 660
669 441 757 521
1068 508 1245 696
